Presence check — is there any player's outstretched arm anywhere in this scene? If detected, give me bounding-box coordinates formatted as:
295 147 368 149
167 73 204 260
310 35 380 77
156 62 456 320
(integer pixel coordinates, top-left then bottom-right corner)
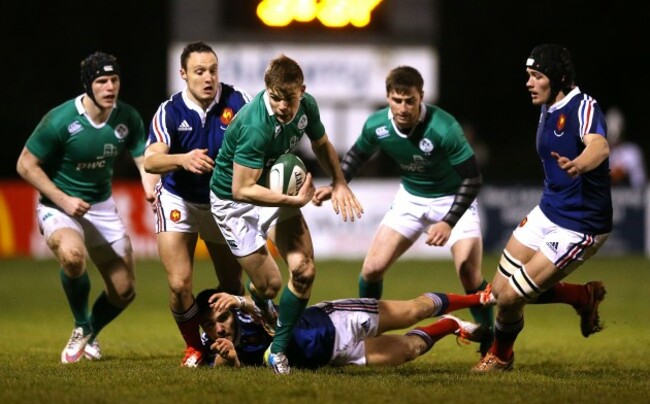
310 135 364 221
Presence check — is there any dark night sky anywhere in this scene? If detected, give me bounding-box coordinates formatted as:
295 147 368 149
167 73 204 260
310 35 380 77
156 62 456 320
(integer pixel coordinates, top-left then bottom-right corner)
1 1 646 184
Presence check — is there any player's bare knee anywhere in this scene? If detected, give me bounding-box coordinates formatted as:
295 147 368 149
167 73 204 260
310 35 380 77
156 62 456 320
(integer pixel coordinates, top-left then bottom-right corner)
57 248 86 274
361 261 386 282
116 287 136 307
168 277 192 297
254 278 282 299
290 261 315 295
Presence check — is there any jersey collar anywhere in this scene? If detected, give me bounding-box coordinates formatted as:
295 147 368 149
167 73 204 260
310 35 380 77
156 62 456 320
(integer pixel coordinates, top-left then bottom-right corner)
548 87 581 113
388 102 427 137
182 86 220 125
75 94 115 128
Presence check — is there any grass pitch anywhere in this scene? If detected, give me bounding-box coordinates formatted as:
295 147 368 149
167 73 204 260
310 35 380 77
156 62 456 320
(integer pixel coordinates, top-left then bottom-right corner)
1 255 649 403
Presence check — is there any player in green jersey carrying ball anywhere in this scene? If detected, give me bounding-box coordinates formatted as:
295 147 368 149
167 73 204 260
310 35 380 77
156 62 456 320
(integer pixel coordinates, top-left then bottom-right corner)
313 65 494 356
209 54 364 374
16 51 159 364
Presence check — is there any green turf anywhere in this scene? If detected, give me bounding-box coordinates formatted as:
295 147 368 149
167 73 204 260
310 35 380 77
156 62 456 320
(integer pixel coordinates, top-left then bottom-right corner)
1 256 649 403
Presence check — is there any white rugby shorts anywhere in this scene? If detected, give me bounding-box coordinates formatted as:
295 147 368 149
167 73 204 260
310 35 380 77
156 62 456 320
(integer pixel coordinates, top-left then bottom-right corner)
381 184 482 246
37 197 128 248
209 191 300 257
512 205 609 273
154 187 225 243
313 298 380 366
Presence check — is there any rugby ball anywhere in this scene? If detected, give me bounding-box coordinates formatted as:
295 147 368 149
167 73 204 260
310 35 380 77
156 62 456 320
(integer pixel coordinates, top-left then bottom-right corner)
267 153 307 196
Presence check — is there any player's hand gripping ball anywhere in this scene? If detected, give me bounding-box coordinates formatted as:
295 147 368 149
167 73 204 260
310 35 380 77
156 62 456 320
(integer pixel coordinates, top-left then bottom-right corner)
267 153 307 196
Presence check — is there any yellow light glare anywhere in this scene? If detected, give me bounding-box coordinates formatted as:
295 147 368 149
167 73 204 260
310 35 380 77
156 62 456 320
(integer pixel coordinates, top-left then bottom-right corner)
317 0 348 28
257 0 294 27
294 0 317 22
257 0 383 28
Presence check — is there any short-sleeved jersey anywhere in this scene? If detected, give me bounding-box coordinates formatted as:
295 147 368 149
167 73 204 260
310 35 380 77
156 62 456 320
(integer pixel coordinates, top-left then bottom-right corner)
202 305 335 369
25 95 146 205
355 104 474 197
147 85 250 203
536 87 612 234
210 90 326 199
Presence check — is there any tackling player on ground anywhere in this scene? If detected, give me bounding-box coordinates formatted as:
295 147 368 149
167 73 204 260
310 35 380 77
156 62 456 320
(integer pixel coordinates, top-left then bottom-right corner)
196 285 495 369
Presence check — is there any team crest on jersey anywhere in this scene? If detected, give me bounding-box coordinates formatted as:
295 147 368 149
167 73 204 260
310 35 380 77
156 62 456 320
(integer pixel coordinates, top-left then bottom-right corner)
375 126 390 139
297 114 308 130
68 121 83 136
170 209 181 223
114 124 128 139
221 108 234 125
419 138 434 154
554 114 566 137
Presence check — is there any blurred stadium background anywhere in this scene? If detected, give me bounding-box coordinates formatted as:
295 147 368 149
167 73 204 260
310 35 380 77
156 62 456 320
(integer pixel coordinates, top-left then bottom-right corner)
0 0 647 260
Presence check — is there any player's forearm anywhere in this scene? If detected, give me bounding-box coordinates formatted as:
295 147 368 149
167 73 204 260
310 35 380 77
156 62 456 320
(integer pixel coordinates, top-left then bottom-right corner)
340 144 371 183
312 140 346 184
441 175 482 227
442 156 482 227
143 152 185 174
573 135 610 174
17 152 68 205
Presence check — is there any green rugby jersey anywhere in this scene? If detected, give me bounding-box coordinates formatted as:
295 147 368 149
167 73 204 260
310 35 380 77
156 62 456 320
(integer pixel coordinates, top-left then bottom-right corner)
211 90 325 200
25 95 146 204
355 104 474 197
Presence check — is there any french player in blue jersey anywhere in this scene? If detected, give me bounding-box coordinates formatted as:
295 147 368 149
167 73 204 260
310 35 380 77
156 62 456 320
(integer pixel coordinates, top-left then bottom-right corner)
194 286 495 369
144 41 251 367
474 45 612 372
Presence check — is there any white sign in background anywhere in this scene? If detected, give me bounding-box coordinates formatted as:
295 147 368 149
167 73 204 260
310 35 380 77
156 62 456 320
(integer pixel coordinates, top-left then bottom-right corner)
167 42 438 153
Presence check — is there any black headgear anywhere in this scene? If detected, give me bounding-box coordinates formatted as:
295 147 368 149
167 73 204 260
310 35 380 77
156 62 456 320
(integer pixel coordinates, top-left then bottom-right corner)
526 44 575 97
80 52 121 107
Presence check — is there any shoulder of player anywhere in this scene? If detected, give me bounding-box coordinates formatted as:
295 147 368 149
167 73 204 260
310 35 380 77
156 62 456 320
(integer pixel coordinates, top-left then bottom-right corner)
299 92 321 111
39 99 83 134
217 83 251 111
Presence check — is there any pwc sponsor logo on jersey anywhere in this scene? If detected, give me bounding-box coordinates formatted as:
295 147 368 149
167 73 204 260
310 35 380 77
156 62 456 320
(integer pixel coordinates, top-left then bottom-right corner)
375 126 390 139
177 120 193 132
76 160 106 171
75 145 119 171
400 155 428 173
554 114 567 137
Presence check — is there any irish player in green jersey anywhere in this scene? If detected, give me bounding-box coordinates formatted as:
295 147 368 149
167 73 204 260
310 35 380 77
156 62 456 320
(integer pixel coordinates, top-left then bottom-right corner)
313 66 494 356
16 52 159 364
209 55 363 374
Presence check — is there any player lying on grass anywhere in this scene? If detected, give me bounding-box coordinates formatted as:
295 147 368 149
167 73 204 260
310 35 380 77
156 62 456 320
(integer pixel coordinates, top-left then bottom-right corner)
195 286 495 368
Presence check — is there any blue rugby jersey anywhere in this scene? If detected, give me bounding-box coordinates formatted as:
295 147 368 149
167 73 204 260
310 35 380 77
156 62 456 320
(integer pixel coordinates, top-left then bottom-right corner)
147 84 250 203
536 87 612 234
202 306 335 368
